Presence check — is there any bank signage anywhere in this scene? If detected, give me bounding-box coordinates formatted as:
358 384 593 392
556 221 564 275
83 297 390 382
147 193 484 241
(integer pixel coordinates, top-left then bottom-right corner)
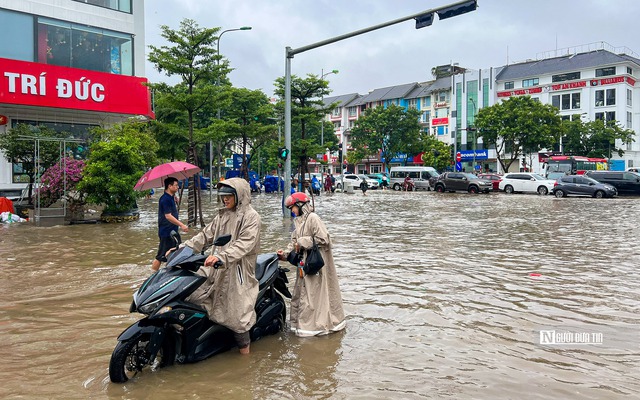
0 57 154 118
460 149 488 161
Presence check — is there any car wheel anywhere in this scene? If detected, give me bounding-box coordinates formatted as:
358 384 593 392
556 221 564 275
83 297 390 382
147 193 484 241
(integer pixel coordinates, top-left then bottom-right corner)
504 185 514 194
554 189 565 198
393 183 401 191
468 186 478 194
435 185 445 193
537 186 548 195
593 190 605 198
336 183 342 190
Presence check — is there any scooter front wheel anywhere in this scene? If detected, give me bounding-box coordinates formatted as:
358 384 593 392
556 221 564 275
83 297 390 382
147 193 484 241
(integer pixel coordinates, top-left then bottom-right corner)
109 332 175 383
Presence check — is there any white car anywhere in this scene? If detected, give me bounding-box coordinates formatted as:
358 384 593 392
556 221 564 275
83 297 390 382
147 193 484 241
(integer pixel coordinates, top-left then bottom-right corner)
498 172 556 195
335 174 379 190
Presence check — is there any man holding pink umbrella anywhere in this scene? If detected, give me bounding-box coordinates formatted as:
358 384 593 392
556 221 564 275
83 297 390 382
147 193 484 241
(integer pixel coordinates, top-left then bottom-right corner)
151 177 189 271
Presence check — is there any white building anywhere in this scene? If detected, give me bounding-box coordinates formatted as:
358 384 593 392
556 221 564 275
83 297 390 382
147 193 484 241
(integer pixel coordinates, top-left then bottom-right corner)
0 0 150 197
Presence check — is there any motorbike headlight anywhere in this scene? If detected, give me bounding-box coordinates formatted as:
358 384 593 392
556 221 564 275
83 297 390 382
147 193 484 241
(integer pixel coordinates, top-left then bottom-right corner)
157 306 173 315
138 294 169 314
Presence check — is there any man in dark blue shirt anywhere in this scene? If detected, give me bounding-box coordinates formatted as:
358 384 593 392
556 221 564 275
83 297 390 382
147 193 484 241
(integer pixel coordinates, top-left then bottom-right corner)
152 177 188 271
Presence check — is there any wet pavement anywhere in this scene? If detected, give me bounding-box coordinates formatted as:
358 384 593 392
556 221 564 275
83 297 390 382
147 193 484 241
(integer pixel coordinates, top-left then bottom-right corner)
1 189 639 399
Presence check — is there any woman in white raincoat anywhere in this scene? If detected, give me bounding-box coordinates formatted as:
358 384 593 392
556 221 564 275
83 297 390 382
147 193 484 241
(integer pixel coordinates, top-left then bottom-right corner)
182 178 260 354
277 192 345 337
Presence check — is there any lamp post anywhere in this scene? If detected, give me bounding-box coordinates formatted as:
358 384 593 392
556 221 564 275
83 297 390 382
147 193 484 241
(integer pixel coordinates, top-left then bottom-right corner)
468 97 477 172
320 68 339 147
284 0 478 215
210 26 252 201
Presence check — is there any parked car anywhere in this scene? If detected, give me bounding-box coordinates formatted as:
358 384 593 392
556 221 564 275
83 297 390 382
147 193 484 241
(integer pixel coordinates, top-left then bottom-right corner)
498 172 556 195
335 174 378 191
477 173 503 191
389 166 437 191
552 175 617 198
584 170 640 195
433 172 492 194
358 174 380 189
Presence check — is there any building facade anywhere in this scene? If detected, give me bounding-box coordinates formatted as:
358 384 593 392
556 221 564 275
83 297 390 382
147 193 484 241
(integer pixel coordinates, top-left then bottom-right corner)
0 0 151 197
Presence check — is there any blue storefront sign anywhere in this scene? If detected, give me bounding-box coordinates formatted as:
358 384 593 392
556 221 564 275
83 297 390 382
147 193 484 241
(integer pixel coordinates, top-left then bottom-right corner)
459 150 488 161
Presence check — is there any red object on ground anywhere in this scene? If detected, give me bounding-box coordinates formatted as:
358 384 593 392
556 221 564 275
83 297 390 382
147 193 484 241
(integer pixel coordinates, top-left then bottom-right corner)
530 273 541 277
0 197 14 214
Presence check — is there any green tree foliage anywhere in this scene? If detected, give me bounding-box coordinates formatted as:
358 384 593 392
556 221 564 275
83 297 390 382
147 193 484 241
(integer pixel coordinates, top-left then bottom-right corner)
418 134 453 171
349 104 422 173
475 96 562 172
148 18 225 226
78 122 158 214
0 124 69 204
224 87 276 178
273 74 335 176
561 117 635 158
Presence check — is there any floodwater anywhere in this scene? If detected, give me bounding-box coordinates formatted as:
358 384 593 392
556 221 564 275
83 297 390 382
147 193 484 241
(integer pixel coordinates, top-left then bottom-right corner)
1 189 639 399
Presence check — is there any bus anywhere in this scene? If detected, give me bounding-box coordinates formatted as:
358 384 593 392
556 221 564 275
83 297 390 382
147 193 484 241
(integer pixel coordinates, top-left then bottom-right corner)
544 155 608 177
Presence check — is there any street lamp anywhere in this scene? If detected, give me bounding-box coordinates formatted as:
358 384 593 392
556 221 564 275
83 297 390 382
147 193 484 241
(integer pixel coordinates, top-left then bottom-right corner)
468 97 477 172
320 68 339 147
210 26 252 201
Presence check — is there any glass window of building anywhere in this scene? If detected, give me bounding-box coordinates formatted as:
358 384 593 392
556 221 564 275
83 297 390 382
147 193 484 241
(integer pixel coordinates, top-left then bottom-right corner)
627 67 633 75
627 111 632 128
504 81 514 89
408 99 417 109
595 90 604 107
0 9 34 61
552 72 581 82
627 89 632 107
72 0 132 13
332 108 341 117
571 93 580 109
596 67 615 77
522 78 539 87
37 17 133 75
606 89 616 106
348 106 357 117
606 111 616 121
422 96 431 107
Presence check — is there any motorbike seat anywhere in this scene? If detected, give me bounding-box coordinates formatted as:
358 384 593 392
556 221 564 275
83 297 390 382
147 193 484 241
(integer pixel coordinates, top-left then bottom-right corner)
255 253 278 281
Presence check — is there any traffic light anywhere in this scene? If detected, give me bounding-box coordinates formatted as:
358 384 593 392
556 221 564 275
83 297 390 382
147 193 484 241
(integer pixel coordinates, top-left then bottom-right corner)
278 147 289 160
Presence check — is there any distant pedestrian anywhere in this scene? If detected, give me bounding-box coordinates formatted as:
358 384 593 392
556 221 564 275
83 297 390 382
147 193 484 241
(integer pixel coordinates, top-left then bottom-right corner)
324 174 332 192
381 175 389 190
360 177 369 196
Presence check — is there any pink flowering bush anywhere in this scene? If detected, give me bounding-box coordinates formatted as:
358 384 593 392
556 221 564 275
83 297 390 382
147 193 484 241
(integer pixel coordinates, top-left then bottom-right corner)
34 158 85 208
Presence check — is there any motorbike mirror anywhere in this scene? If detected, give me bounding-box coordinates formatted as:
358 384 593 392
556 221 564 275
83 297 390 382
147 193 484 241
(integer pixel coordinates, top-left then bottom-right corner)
170 230 181 246
213 234 232 247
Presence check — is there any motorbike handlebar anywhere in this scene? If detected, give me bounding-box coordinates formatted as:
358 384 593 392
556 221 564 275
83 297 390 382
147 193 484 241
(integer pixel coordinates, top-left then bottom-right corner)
213 260 223 269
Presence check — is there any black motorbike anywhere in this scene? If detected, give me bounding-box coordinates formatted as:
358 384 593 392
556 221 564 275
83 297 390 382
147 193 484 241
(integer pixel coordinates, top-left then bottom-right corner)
109 234 291 383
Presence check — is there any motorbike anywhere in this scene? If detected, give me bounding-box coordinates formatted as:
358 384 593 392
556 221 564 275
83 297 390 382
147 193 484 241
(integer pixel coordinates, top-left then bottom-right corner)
402 178 415 191
108 233 292 383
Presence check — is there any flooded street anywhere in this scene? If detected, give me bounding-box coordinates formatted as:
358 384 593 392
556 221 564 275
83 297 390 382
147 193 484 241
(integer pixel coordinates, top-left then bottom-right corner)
1 189 639 399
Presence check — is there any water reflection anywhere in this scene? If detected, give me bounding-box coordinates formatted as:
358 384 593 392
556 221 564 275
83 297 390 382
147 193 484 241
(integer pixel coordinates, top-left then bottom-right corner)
0 191 639 399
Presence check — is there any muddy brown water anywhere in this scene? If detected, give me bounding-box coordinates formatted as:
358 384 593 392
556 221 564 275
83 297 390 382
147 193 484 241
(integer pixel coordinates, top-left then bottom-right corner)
1 190 639 399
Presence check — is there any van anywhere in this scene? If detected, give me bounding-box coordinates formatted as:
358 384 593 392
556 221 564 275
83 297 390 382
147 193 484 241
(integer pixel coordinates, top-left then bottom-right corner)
584 170 640 195
389 166 438 191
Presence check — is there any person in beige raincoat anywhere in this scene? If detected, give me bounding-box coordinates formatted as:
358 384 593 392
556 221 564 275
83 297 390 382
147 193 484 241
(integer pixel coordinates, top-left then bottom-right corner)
181 178 260 354
277 192 345 337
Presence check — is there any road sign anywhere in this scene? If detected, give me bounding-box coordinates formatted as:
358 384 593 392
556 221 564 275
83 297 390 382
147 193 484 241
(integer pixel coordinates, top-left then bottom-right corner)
456 152 462 162
456 162 462 171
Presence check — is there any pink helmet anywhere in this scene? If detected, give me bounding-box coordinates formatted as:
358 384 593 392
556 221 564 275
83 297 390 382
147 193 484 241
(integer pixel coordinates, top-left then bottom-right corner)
284 192 309 208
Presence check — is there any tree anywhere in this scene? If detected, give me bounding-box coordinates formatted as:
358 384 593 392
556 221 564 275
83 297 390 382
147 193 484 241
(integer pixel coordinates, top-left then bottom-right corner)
148 19 226 227
274 74 334 181
78 121 158 217
0 124 69 205
224 87 277 179
475 96 561 172
418 134 453 171
349 104 422 173
561 118 635 158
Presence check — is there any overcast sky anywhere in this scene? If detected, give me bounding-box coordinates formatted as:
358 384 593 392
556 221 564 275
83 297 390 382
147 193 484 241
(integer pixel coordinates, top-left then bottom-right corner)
143 0 640 99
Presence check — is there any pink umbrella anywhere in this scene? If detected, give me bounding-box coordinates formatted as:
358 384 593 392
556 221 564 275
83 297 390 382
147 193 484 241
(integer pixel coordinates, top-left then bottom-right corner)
134 161 201 191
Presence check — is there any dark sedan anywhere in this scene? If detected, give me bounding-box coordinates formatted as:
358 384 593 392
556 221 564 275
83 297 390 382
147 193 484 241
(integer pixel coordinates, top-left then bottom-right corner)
552 175 617 198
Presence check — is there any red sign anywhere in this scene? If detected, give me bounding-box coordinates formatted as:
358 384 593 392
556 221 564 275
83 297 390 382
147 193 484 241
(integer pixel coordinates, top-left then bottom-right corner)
0 57 154 118
432 117 449 126
0 115 7 125
497 87 543 98
590 76 624 86
456 152 461 162
551 81 586 91
626 76 636 86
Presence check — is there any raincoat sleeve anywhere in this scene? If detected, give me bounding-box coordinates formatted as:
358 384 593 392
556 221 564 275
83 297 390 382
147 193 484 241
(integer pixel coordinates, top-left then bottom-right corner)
284 228 299 257
182 216 219 253
297 213 330 250
216 212 261 267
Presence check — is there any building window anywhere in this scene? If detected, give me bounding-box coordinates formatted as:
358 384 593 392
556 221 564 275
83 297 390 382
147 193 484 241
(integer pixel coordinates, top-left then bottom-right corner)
597 111 616 121
552 93 580 110
436 92 447 102
595 89 616 107
72 0 132 13
627 67 633 75
422 96 431 107
627 89 633 107
552 72 581 82
627 111 632 128
37 17 133 75
408 99 417 109
522 78 539 87
333 121 341 130
595 67 615 77
370 164 383 173
332 108 341 117
348 106 357 117
421 110 431 124
504 81 514 89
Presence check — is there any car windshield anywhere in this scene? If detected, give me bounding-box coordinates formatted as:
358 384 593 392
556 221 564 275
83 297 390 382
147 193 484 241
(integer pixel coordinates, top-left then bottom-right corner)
463 173 477 179
531 173 546 180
